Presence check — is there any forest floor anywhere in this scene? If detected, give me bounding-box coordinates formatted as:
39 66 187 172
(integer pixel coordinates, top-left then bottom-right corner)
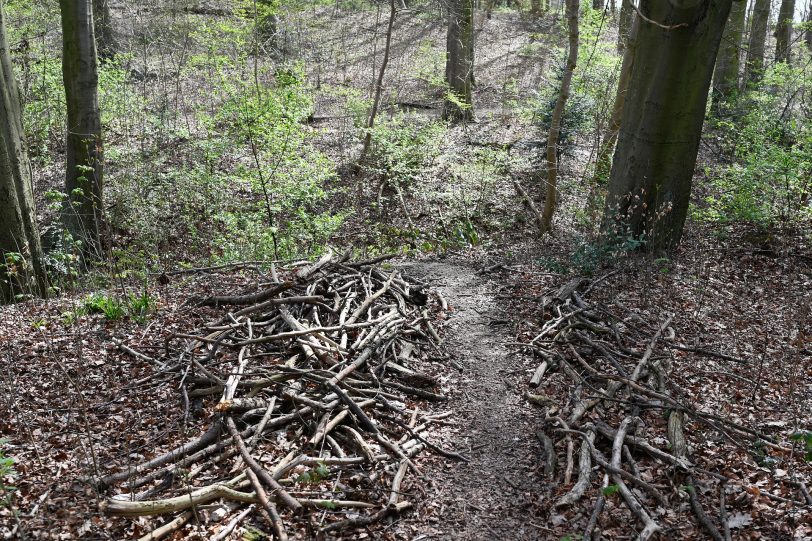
2 5 812 541
2 233 811 540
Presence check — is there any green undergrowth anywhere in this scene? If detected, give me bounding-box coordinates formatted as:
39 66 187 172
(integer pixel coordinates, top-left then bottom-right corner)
697 61 812 228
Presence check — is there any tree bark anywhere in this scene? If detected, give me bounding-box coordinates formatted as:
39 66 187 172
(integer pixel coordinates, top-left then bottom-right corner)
443 0 474 121
774 0 795 64
602 0 733 253
60 0 105 257
617 0 634 52
593 0 605 9
806 3 812 49
92 0 117 60
0 3 48 302
744 0 770 83
539 0 579 234
595 12 639 182
531 0 542 16
356 0 396 170
712 0 746 108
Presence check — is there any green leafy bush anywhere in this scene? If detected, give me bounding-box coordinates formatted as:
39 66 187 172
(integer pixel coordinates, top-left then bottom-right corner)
366 115 445 187
698 63 812 226
83 293 125 320
0 439 17 508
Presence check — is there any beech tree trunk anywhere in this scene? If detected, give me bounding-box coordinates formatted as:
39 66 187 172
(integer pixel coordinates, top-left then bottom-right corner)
539 0 579 234
806 4 812 49
92 0 117 60
602 0 733 253
745 0 770 83
443 0 474 121
617 0 634 52
60 0 104 256
531 0 542 15
712 0 746 108
0 3 48 302
774 0 795 64
595 12 639 181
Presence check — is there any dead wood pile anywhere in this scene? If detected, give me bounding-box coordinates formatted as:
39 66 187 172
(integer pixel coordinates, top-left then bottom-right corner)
522 278 812 540
99 253 458 540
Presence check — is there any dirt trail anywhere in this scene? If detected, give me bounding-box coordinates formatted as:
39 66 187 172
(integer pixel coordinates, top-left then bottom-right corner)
397 261 546 541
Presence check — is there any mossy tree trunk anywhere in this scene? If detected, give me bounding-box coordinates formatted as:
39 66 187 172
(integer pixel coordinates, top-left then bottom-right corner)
531 0 541 16
617 0 634 51
60 0 105 257
806 5 812 49
745 0 770 83
539 0 579 234
92 0 117 60
806 4 812 49
595 12 639 181
712 0 746 109
774 0 795 64
602 0 733 253
0 2 48 302
443 0 474 121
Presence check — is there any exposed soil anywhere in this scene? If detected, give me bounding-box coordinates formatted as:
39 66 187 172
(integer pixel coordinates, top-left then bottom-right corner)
393 260 546 540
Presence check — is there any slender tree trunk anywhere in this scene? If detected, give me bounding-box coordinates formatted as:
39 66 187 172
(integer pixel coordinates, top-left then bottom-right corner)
595 12 639 182
539 0 579 234
805 2 812 49
617 0 634 52
712 0 746 109
357 0 396 169
60 0 105 257
745 0 770 83
0 3 48 302
531 0 541 16
443 0 474 121
593 0 604 9
92 0 117 60
602 0 733 253
774 0 796 64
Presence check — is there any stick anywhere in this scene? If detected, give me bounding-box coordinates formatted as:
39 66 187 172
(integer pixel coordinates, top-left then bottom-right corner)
102 484 257 516
555 428 594 507
137 511 192 541
245 468 288 541
225 417 302 512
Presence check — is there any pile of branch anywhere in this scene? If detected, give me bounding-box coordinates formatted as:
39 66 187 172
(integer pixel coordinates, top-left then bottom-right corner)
522 278 810 540
100 253 458 540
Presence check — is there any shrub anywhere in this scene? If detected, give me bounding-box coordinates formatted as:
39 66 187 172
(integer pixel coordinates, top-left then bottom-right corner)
698 63 812 226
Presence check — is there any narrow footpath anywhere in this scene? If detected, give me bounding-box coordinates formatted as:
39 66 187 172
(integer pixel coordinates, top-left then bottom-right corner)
396 261 547 540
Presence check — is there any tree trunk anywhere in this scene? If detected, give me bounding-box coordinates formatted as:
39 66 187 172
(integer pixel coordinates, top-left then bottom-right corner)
443 0 474 121
531 0 541 16
60 0 105 257
539 0 579 234
806 4 812 49
712 0 746 108
593 0 604 9
774 0 795 64
0 3 48 302
356 0 396 170
602 0 733 253
617 0 634 52
744 0 770 83
595 12 639 182
92 0 117 60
